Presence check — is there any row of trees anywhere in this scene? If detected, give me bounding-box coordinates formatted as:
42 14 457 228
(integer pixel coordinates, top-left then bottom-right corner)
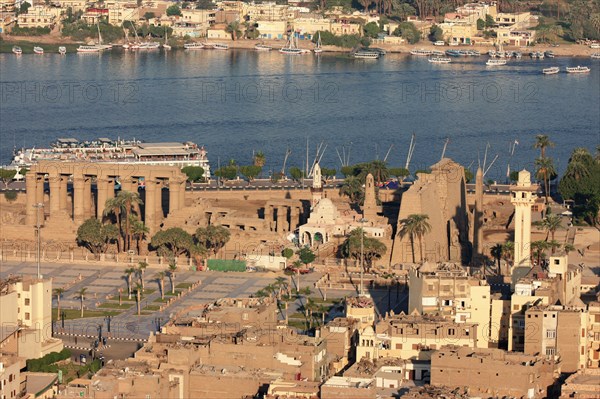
149 225 231 265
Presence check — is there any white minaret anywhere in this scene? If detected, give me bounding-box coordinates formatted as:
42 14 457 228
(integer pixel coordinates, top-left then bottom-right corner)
510 170 536 268
311 163 323 208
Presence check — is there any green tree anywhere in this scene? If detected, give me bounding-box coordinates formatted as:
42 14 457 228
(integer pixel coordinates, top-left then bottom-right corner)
166 4 182 16
388 167 410 184
239 165 262 182
137 261 148 290
535 157 556 203
168 262 178 294
339 176 363 204
502 241 514 265
392 22 421 44
341 228 387 270
531 240 549 266
194 225 231 256
477 18 485 30
282 248 294 259
253 151 266 167
533 134 555 159
75 287 87 318
429 24 443 42
364 22 380 38
463 168 474 183
182 166 204 183
214 165 238 181
297 247 315 266
117 190 142 252
76 218 116 257
399 214 431 263
490 243 503 273
485 14 495 28
0 169 16 187
321 168 337 183
537 214 562 241
131 219 149 255
289 166 304 182
54 288 65 322
143 11 155 20
509 170 519 183
150 228 193 258
196 0 215 9
226 21 241 40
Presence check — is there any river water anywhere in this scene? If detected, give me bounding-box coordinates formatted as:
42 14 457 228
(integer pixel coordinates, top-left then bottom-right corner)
0 49 598 180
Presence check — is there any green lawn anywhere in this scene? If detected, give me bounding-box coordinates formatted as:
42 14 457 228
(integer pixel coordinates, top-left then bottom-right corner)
97 302 133 310
176 283 193 289
53 308 120 320
143 305 161 311
153 297 169 303
287 319 308 330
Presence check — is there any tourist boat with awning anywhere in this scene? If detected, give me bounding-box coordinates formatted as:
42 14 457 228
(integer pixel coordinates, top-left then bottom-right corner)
542 67 559 75
213 43 229 50
410 49 432 56
428 57 451 64
486 59 507 66
353 50 380 59
566 66 590 73
184 42 204 50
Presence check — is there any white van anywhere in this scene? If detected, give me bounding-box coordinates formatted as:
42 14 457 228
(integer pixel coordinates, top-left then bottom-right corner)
434 41 445 46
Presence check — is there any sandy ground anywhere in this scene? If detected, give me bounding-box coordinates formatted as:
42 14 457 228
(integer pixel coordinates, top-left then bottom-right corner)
2 34 599 56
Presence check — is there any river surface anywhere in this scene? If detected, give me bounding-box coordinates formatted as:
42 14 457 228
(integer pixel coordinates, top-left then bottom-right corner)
0 50 598 180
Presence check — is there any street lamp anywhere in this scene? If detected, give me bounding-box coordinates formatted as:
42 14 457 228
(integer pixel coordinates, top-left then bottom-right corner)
33 203 44 279
359 218 368 297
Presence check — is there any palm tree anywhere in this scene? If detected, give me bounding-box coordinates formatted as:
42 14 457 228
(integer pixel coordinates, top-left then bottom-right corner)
502 241 514 265
538 214 562 241
118 190 142 251
75 287 87 318
533 134 555 159
531 240 549 266
535 157 556 203
168 262 178 294
134 283 143 316
54 288 65 322
274 276 288 299
104 197 123 252
226 21 241 40
490 244 503 273
156 271 166 300
365 160 389 184
137 261 148 290
253 151 266 168
131 219 149 255
339 176 363 204
399 214 432 263
547 240 562 255
124 267 136 299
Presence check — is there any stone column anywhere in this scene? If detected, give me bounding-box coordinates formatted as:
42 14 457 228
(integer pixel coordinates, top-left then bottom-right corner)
169 179 180 215
25 172 37 225
179 181 186 209
36 175 44 205
83 177 92 219
155 179 163 221
73 175 85 224
96 177 109 219
145 177 157 232
59 175 68 213
49 172 61 217
265 205 273 231
276 206 287 233
290 206 300 232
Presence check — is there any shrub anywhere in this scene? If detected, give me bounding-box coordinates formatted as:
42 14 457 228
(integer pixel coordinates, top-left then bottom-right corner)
4 191 17 202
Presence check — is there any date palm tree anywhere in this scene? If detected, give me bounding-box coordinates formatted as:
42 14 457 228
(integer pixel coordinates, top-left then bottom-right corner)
104 197 122 252
533 134 555 159
124 267 136 299
54 288 65 322
156 271 166 300
531 240 549 266
399 214 432 263
131 219 149 255
118 190 142 251
75 287 87 318
501 241 514 265
253 151 266 168
535 157 556 204
490 244 503 273
547 240 562 255
168 262 178 294
134 283 143 316
538 214 562 241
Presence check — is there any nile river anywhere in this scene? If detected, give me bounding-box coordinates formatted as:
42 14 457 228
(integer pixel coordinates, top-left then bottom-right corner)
0 49 598 179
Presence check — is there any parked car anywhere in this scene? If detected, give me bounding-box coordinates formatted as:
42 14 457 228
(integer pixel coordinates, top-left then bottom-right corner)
434 41 445 46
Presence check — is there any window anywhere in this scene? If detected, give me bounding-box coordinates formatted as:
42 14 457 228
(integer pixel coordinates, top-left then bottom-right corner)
513 305 520 310
546 330 556 339
448 328 455 336
25 298 30 306
546 347 556 356
25 312 30 320
395 343 403 350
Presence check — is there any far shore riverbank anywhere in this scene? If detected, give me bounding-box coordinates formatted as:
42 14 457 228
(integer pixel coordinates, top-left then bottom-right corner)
1 35 598 57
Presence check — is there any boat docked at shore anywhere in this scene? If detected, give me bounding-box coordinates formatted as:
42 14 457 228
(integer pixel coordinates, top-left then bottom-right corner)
58 46 67 55
33 46 44 54
279 35 310 55
163 27 171 50
410 49 432 56
428 57 451 64
566 66 590 73
542 67 560 75
255 43 272 51
353 50 380 59
12 46 22 55
213 43 229 50
77 45 101 53
184 42 204 50
486 59 507 66
591 53 600 59
314 32 323 54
